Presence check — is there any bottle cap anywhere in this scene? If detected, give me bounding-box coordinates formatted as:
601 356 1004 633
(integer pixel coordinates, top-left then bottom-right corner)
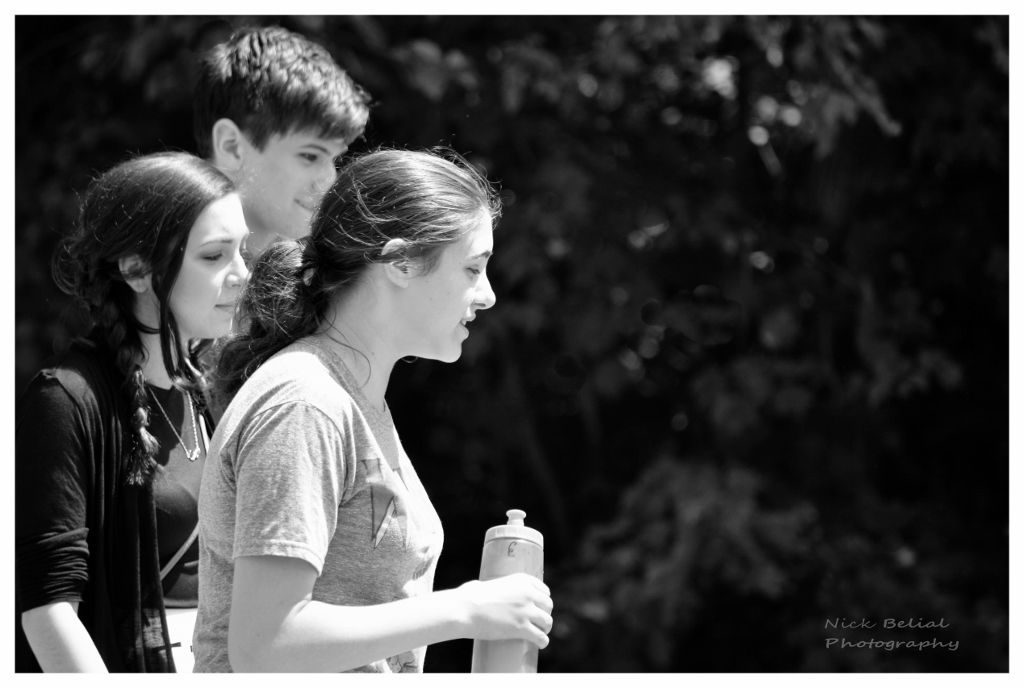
483 509 544 548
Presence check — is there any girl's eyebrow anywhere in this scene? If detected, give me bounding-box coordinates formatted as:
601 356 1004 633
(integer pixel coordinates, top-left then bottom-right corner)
200 235 247 247
467 250 492 261
200 229 250 247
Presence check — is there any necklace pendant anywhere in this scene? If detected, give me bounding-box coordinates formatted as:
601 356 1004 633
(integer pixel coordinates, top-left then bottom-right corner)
147 387 202 463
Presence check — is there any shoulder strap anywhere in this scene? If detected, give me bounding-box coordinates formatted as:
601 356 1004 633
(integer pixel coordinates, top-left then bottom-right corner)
160 524 199 581
160 391 209 582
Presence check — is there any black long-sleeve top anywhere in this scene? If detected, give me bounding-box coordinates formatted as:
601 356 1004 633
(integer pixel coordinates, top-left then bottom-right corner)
15 338 205 672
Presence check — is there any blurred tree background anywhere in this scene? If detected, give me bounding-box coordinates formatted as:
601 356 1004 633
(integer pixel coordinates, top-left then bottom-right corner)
14 15 1008 672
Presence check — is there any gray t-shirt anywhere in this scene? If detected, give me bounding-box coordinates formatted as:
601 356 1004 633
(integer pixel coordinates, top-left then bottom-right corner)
193 334 444 673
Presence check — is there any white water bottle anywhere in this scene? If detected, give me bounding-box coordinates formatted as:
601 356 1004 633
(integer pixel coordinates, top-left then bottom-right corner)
470 509 545 673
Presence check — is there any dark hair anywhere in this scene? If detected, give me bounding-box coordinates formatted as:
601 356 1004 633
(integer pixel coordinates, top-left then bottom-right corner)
213 147 500 407
193 25 371 159
52 151 234 485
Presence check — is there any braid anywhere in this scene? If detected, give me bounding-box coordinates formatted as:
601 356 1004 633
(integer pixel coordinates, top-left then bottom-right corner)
124 367 159 486
98 294 160 485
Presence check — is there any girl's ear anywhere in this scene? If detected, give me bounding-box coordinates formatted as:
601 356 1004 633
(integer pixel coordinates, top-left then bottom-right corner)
381 238 412 288
118 255 153 294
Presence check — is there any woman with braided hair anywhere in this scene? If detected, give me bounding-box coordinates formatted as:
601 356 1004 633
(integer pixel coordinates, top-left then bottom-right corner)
15 151 249 672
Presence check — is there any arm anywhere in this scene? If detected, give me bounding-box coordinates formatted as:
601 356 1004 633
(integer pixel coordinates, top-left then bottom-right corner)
226 401 552 671
228 556 552 673
21 601 108 673
16 373 105 672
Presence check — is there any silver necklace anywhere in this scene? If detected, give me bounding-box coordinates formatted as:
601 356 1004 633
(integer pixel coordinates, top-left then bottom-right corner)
148 387 201 462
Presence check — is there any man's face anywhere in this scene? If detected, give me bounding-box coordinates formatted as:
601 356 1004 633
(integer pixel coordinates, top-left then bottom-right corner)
236 129 348 253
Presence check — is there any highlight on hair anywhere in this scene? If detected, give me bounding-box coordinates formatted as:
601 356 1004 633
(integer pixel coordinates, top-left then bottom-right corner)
193 25 371 158
213 147 501 408
52 151 234 485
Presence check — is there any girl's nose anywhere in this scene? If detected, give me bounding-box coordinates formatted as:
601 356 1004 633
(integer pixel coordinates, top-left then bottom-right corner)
475 273 496 310
227 257 249 287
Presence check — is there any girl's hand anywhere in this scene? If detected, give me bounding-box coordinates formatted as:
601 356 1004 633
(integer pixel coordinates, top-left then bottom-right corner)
453 573 554 648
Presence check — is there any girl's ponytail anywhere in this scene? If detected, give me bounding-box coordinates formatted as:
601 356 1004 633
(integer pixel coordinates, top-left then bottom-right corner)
212 239 323 408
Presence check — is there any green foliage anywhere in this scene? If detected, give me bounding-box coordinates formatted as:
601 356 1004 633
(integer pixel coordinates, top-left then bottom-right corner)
14 15 1007 671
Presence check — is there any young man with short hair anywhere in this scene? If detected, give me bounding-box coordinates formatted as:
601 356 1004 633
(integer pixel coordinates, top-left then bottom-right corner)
194 26 371 257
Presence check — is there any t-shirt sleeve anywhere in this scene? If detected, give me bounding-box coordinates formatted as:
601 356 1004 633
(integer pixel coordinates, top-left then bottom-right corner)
15 375 92 611
232 400 350 575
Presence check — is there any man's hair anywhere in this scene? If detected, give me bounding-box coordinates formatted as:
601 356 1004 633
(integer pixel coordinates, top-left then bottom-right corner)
194 25 371 158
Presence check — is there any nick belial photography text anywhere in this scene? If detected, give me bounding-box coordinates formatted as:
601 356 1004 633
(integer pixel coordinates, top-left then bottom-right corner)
825 618 959 652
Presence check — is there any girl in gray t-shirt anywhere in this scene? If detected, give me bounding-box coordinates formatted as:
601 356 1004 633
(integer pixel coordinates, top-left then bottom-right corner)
193 149 553 673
